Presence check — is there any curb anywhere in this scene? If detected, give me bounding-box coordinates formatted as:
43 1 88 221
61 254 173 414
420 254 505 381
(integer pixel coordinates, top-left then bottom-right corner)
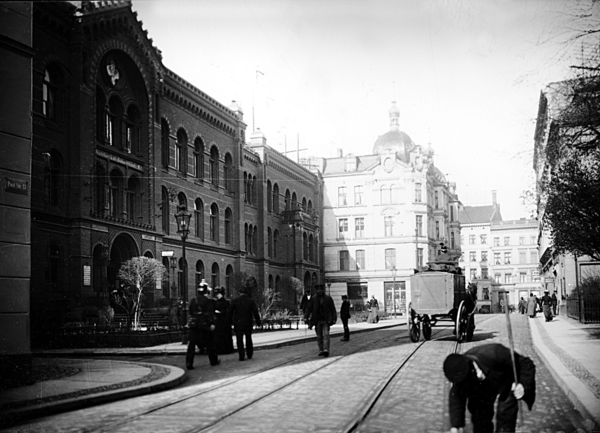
0 362 187 427
529 318 600 429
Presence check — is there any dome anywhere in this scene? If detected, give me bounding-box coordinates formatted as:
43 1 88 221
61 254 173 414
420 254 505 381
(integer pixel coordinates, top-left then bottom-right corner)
373 130 414 155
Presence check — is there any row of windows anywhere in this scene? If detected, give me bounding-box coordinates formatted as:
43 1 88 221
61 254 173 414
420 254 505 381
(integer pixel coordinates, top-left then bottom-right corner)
266 181 314 215
160 189 232 244
465 250 538 265
465 234 537 246
93 165 143 222
160 120 234 192
337 183 424 207
338 248 424 271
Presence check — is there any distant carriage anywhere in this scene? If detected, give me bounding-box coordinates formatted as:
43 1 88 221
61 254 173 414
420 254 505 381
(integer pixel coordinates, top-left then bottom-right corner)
407 262 477 343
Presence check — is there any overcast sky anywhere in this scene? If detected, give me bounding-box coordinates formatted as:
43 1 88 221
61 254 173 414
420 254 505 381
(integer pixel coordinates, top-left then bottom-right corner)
132 0 587 219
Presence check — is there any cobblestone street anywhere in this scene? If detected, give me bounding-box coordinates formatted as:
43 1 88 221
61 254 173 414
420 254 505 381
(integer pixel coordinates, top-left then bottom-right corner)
2 315 591 433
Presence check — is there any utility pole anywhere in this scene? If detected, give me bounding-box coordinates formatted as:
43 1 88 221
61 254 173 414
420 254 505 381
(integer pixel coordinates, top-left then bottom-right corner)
282 133 307 163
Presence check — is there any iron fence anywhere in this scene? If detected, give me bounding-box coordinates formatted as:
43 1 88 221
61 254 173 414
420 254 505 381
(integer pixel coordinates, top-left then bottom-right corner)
566 295 600 323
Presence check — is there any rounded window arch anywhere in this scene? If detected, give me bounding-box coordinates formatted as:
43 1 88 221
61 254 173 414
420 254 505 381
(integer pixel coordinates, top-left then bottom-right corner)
127 175 142 222
210 146 219 187
302 197 307 211
292 192 298 209
43 63 64 122
44 150 63 207
273 230 279 259
125 104 142 154
210 203 219 242
273 183 280 213
285 189 291 211
211 262 220 289
177 192 188 210
224 208 232 244
109 168 125 218
224 153 233 192
161 119 170 169
107 95 124 148
267 180 273 212
176 129 188 174
195 260 205 291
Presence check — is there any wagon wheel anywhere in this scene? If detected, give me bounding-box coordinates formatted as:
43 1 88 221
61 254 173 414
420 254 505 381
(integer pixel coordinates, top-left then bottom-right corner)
466 313 475 342
455 301 468 343
410 321 420 342
422 315 432 341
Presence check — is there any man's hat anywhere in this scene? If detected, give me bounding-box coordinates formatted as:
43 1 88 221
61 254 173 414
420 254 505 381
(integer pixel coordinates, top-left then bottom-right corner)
214 286 224 294
198 279 209 293
341 295 348 300
443 354 471 383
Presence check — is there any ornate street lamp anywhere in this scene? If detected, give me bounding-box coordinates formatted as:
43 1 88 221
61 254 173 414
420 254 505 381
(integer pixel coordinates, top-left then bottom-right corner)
391 266 397 319
175 205 191 332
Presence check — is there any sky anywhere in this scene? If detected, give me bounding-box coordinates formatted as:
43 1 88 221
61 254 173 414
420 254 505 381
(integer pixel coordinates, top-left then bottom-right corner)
132 0 590 220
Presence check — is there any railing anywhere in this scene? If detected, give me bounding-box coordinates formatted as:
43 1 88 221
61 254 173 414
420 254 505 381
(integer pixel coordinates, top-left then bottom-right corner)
566 295 600 323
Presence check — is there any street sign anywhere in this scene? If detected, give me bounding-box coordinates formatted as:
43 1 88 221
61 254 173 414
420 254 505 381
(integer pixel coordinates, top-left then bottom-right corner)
161 251 174 257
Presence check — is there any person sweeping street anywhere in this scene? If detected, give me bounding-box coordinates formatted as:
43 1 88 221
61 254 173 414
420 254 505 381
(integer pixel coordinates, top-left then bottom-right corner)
443 343 536 433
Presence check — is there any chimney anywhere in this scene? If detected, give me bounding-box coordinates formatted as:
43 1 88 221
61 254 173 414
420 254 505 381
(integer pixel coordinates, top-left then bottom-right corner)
337 148 343 158
492 190 497 206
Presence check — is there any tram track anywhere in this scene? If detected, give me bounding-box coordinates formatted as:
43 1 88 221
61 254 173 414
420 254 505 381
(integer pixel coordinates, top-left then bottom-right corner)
70 316 494 433
88 325 411 433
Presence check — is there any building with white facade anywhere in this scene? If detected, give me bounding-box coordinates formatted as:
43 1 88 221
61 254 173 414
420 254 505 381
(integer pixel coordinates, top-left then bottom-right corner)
459 196 541 312
309 103 461 314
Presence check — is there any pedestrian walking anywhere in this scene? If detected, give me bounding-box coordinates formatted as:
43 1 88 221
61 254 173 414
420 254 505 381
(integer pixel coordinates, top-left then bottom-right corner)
551 291 558 316
526 293 537 318
229 277 262 361
541 290 553 322
300 287 312 316
340 295 350 341
304 284 337 357
186 280 220 370
213 287 234 354
518 297 526 315
443 343 536 433
367 295 379 323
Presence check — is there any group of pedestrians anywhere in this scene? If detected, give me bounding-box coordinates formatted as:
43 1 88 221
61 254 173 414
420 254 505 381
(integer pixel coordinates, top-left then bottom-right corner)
185 277 262 370
518 290 558 323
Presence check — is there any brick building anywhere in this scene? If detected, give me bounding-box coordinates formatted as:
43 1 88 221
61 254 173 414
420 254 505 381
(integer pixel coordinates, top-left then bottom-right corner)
26 1 323 347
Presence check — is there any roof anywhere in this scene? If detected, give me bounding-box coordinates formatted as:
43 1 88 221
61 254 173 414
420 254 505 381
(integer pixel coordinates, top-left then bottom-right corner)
459 205 502 224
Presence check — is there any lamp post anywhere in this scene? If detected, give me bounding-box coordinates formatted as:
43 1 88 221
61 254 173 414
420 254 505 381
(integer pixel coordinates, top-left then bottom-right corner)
391 266 397 319
175 205 191 335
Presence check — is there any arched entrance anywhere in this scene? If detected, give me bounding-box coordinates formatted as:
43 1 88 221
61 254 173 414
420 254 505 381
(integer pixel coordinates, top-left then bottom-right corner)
107 233 139 290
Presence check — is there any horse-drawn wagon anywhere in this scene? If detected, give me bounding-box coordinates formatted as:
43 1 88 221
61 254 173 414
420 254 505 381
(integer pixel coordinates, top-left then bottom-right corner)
407 261 476 343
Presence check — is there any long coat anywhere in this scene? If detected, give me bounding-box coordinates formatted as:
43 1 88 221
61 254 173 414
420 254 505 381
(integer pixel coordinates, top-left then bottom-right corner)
304 294 337 327
340 299 351 320
526 296 537 316
449 343 536 430
214 296 234 354
229 294 261 332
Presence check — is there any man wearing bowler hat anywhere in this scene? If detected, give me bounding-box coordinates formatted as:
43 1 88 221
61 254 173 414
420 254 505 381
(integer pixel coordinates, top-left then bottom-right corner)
186 279 220 369
304 284 337 357
443 343 536 433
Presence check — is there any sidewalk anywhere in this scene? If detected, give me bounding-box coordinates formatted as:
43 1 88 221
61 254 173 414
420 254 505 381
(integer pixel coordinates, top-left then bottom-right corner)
529 312 600 428
1 315 599 427
0 319 402 425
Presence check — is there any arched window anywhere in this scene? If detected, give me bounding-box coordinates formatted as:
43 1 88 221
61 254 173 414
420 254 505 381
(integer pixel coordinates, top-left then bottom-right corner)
127 176 141 222
195 198 204 240
285 189 291 211
43 69 57 120
224 208 232 244
269 274 273 289
244 223 249 252
194 138 204 179
195 260 204 291
308 200 313 212
248 224 253 254
253 176 258 204
44 151 62 207
177 192 187 211
308 234 314 262
161 119 170 169
210 146 219 187
161 186 170 234
109 169 124 218
275 276 280 292
107 95 125 148
267 180 272 212
253 226 258 254
273 183 280 213
273 230 279 259
302 197 307 211
210 203 219 242
211 262 220 289
243 172 248 202
267 227 272 257
125 105 141 154
224 153 233 192
176 129 187 174
292 192 298 210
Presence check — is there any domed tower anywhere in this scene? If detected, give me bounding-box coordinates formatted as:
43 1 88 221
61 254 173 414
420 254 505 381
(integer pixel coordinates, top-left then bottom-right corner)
372 101 414 163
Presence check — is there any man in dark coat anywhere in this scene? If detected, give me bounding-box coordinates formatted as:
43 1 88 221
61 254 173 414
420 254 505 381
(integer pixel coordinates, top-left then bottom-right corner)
340 295 351 341
304 284 337 357
551 291 558 316
300 288 312 316
186 280 220 370
228 277 262 361
541 290 553 322
213 287 234 354
443 343 536 433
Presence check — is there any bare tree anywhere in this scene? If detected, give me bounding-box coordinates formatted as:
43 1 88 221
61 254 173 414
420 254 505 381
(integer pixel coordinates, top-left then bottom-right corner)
116 256 167 330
